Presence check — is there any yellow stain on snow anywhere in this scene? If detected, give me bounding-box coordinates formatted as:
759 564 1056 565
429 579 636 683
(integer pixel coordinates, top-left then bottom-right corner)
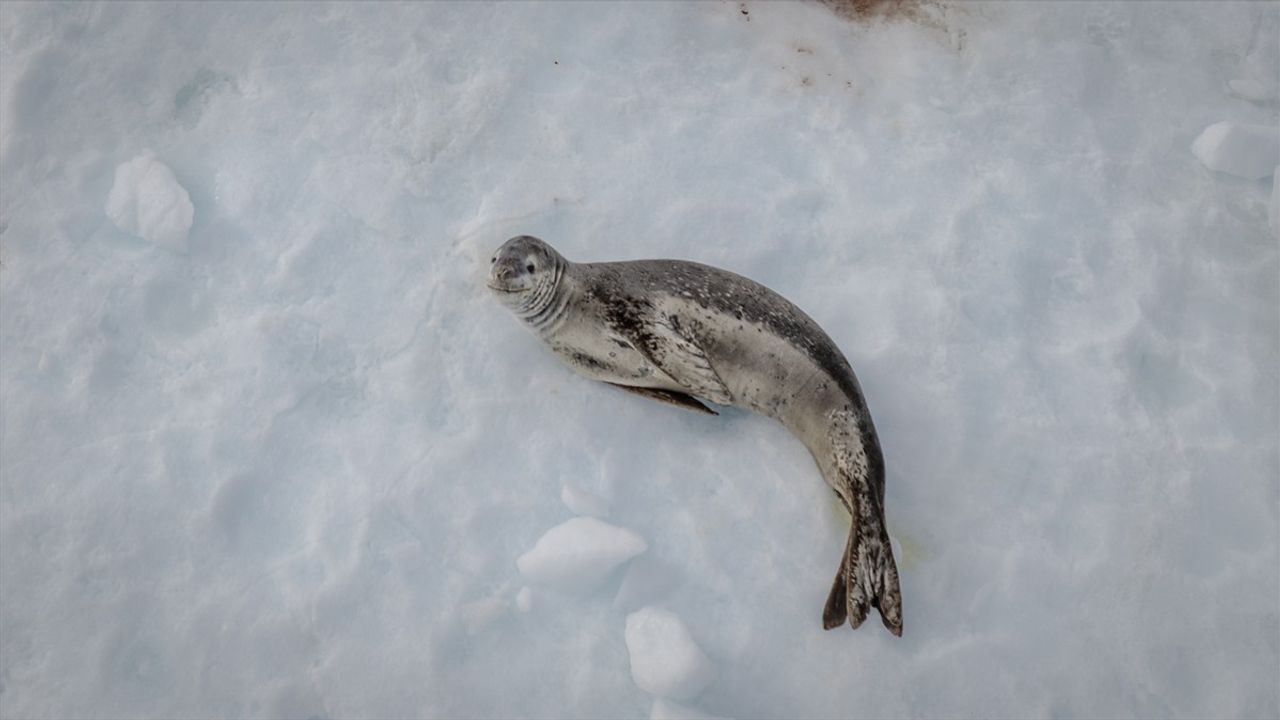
828 502 926 571
895 532 926 571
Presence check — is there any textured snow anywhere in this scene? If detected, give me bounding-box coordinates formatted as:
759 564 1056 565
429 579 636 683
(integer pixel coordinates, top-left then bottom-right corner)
517 517 648 593
1 2 1278 718
459 594 509 636
104 150 194 250
1191 121 1280 180
1272 167 1280 237
1227 78 1276 102
651 698 728 720
625 607 716 702
562 482 612 518
614 555 681 613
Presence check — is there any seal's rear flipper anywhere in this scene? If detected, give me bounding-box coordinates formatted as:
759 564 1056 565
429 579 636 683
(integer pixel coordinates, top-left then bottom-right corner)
823 525 904 636
606 383 718 415
822 538 850 629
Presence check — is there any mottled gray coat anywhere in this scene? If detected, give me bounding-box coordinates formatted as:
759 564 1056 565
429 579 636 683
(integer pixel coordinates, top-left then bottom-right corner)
488 235 902 635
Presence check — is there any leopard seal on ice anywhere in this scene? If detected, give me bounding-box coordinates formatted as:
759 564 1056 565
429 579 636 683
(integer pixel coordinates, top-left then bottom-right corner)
487 234 902 636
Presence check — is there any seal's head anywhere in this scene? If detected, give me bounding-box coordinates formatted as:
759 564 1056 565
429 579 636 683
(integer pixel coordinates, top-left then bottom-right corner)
487 235 566 317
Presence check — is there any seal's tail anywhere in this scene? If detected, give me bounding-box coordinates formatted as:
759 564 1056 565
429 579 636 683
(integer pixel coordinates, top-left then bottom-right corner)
822 522 903 636
808 406 902 635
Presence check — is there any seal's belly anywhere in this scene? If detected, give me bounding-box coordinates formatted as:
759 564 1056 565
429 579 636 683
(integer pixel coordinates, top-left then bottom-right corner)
544 298 834 412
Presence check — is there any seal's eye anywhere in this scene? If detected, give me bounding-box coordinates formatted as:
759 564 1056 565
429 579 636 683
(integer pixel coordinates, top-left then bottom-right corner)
526 263 536 273
490 257 496 264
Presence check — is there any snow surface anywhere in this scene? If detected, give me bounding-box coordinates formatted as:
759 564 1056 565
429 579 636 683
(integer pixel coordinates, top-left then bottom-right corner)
515 586 533 614
1191 121 1280 180
1 2 1278 718
562 481 612 518
625 607 716 702
459 593 510 636
650 698 727 720
614 555 681 614
517 517 648 594
1228 78 1276 103
1272 166 1280 237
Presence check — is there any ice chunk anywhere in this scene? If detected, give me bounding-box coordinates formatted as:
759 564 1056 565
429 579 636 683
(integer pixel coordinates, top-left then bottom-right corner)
1270 169 1280 238
516 517 647 593
625 607 715 701
651 699 728 720
515 586 533 613
1227 78 1275 102
104 150 195 251
560 483 611 518
1190 122 1280 180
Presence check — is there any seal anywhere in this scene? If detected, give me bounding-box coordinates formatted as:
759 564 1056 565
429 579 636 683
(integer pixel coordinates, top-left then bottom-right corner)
487 235 903 636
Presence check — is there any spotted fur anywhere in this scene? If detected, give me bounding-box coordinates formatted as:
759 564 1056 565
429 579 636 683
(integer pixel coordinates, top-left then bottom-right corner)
488 235 903 636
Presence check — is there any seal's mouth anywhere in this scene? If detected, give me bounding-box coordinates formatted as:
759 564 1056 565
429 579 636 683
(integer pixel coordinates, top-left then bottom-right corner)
486 283 523 294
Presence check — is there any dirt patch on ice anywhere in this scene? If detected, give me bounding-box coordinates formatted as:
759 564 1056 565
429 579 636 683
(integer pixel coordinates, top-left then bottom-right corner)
819 0 925 23
817 0 966 50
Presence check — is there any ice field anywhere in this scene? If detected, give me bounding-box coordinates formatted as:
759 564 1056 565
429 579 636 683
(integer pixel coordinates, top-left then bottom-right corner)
1 1 1278 718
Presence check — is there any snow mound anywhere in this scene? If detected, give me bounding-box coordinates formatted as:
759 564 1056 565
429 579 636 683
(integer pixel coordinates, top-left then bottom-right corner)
651 698 728 720
104 151 194 250
625 607 715 701
561 483 611 518
1190 122 1280 180
516 517 647 593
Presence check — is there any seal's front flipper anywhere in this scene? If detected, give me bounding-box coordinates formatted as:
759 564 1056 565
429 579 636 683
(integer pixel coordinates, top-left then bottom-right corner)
622 313 734 406
606 383 718 415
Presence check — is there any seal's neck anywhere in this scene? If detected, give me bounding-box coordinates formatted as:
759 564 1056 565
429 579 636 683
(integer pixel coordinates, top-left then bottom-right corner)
517 258 573 336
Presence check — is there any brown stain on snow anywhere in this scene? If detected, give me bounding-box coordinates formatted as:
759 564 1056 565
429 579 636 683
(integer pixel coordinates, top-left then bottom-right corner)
819 0 924 22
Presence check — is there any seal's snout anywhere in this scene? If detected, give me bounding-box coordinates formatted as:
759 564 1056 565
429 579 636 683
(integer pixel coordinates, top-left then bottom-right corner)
487 234 565 301
486 250 530 295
